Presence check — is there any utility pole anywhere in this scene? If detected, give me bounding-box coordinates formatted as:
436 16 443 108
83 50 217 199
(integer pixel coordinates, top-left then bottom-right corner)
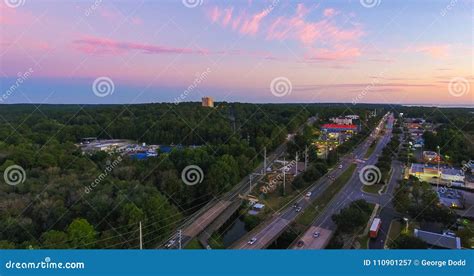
178 229 182 250
437 145 440 190
139 221 143 250
249 174 252 194
283 157 286 196
295 152 299 176
263 147 267 175
304 146 308 170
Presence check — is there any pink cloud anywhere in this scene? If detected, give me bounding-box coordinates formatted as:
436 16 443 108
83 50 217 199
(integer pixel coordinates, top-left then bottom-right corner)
323 8 338 17
266 4 363 47
206 4 363 61
73 37 209 55
0 5 35 25
209 6 221 23
239 9 269 35
222 7 234 26
72 36 277 60
130 17 143 25
414 44 450 58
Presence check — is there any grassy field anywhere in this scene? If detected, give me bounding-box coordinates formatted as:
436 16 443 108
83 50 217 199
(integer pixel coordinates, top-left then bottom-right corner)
296 164 357 227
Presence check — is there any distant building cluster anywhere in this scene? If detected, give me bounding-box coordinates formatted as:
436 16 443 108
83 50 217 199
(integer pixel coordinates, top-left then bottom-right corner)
78 138 197 160
403 116 474 211
314 115 361 159
202 97 214 108
404 117 436 149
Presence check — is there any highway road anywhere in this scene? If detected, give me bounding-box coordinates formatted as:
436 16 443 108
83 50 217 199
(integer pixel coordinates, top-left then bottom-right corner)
233 113 391 249
293 114 396 249
162 116 318 248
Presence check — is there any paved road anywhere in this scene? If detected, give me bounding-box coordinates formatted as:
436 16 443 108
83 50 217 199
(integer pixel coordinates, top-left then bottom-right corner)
294 114 396 249
233 114 391 249
163 116 318 248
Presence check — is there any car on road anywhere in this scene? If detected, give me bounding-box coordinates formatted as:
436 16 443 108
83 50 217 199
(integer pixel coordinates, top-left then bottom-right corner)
296 207 302 212
305 192 312 197
297 240 305 247
248 237 257 245
338 164 343 169
293 203 298 208
165 239 176 248
313 232 320 238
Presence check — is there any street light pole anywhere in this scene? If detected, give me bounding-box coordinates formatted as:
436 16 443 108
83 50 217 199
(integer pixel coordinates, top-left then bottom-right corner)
437 145 440 190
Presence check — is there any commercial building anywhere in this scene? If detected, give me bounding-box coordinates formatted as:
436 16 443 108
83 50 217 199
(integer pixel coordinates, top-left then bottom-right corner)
414 229 461 249
437 188 464 209
202 97 214 107
329 115 360 126
79 139 132 153
441 168 465 183
321 124 358 133
423 151 440 163
408 163 465 187
408 163 440 178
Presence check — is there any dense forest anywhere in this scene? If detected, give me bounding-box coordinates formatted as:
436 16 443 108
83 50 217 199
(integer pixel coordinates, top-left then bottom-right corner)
0 102 313 249
0 103 471 249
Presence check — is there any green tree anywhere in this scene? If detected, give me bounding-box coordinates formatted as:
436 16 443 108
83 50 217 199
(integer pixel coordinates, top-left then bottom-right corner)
41 230 69 249
67 218 97 249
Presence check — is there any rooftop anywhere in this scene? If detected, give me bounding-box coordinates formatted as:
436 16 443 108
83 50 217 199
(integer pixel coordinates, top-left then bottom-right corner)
321 124 357 129
414 229 461 249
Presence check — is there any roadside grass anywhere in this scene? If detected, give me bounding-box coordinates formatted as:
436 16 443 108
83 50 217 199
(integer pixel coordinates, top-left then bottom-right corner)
261 184 298 211
185 238 204 249
356 235 369 249
208 233 225 249
386 220 402 247
362 183 384 194
296 164 357 227
364 140 377 159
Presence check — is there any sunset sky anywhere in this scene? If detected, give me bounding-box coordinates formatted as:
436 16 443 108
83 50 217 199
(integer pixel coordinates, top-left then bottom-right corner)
0 0 472 105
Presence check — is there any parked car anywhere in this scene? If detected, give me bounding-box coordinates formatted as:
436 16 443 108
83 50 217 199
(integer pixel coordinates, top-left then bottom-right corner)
306 192 312 197
313 232 320 238
296 207 302 212
338 164 343 169
297 240 305 247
